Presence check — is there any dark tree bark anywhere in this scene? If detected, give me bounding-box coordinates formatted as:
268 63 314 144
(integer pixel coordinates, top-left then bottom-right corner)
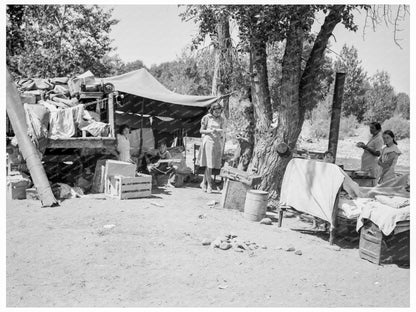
212 12 232 118
250 6 346 202
249 36 272 138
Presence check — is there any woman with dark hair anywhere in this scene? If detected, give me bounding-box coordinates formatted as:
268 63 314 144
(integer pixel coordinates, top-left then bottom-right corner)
116 124 133 163
356 121 383 178
198 102 225 193
377 130 401 184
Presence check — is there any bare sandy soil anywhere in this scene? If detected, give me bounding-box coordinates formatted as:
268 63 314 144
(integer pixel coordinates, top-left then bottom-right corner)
6 182 409 307
6 124 410 307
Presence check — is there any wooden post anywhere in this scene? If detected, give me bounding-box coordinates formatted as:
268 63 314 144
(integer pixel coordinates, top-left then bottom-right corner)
6 69 58 207
138 98 144 156
108 93 115 138
328 72 346 163
329 190 341 245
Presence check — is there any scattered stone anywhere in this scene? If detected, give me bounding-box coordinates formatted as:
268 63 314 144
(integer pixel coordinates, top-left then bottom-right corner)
198 214 207 219
325 245 341 251
201 239 211 246
150 202 164 207
260 218 273 225
103 224 116 229
211 239 221 248
239 243 249 250
295 250 303 255
261 245 267 249
219 242 232 250
285 246 296 252
313 283 326 287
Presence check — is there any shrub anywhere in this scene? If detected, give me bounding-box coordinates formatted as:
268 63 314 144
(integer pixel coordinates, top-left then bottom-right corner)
382 115 410 140
339 115 359 140
309 100 331 140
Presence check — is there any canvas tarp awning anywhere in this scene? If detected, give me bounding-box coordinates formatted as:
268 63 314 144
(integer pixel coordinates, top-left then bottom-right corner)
102 68 219 120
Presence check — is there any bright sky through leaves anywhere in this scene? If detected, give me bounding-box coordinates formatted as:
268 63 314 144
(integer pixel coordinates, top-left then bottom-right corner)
105 5 409 94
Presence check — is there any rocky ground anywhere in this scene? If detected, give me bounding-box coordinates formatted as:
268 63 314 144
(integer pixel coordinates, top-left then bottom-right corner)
6 183 410 307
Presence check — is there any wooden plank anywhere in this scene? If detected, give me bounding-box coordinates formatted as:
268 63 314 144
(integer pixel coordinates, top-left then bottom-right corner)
118 183 150 192
220 179 251 212
47 137 116 149
91 159 107 193
120 190 151 200
105 161 136 178
116 175 152 184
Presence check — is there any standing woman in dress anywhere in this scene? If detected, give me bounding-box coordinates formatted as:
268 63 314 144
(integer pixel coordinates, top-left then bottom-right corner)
198 102 225 193
378 130 401 185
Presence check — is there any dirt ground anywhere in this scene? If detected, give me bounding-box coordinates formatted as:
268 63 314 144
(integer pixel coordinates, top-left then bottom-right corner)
6 124 410 307
6 180 410 307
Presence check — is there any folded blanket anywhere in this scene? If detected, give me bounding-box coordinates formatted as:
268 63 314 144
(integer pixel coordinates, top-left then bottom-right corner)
374 195 409 209
356 201 410 236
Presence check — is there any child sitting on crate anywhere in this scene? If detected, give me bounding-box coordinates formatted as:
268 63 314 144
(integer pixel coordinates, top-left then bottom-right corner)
147 139 176 187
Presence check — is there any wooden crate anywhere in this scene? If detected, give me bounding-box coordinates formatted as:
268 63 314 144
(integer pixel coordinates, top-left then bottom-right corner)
106 174 152 199
359 220 410 265
102 160 136 194
220 179 251 212
220 166 262 186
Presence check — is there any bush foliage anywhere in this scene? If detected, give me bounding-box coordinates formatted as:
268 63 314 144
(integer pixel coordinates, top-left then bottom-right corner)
382 115 410 140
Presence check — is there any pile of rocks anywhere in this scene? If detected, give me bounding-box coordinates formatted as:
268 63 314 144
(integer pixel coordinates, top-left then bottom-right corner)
201 233 267 253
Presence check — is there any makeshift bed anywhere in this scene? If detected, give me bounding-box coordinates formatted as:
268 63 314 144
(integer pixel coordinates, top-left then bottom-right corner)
277 158 410 245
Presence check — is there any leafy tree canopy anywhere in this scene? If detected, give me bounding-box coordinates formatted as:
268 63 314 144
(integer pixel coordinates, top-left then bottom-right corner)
334 44 368 122
6 4 119 78
364 70 396 123
393 92 410 119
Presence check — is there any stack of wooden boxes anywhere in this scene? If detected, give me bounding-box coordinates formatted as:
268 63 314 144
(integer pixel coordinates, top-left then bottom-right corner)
92 159 152 199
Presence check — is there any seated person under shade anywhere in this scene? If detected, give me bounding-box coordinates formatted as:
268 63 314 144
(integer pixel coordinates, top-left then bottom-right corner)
147 139 176 187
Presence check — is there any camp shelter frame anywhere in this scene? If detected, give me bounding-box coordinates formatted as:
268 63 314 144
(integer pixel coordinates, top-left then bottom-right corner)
46 93 117 149
103 69 220 146
44 68 220 150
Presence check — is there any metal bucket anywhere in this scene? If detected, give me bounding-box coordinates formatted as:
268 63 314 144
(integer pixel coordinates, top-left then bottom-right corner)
243 190 269 221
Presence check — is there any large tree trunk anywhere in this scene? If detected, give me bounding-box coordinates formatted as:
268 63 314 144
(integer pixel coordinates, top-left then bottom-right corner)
211 12 232 118
251 6 346 202
249 36 272 139
251 16 305 201
6 69 59 207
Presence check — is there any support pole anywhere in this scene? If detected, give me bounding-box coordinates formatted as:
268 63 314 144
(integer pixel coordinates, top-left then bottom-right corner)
6 69 58 207
138 98 144 156
108 93 115 138
328 72 346 163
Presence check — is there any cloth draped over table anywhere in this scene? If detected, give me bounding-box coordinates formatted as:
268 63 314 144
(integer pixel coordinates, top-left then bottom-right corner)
279 159 359 227
279 158 410 236
355 202 409 236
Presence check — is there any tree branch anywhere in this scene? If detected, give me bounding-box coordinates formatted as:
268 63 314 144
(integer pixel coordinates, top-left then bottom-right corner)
299 5 345 112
